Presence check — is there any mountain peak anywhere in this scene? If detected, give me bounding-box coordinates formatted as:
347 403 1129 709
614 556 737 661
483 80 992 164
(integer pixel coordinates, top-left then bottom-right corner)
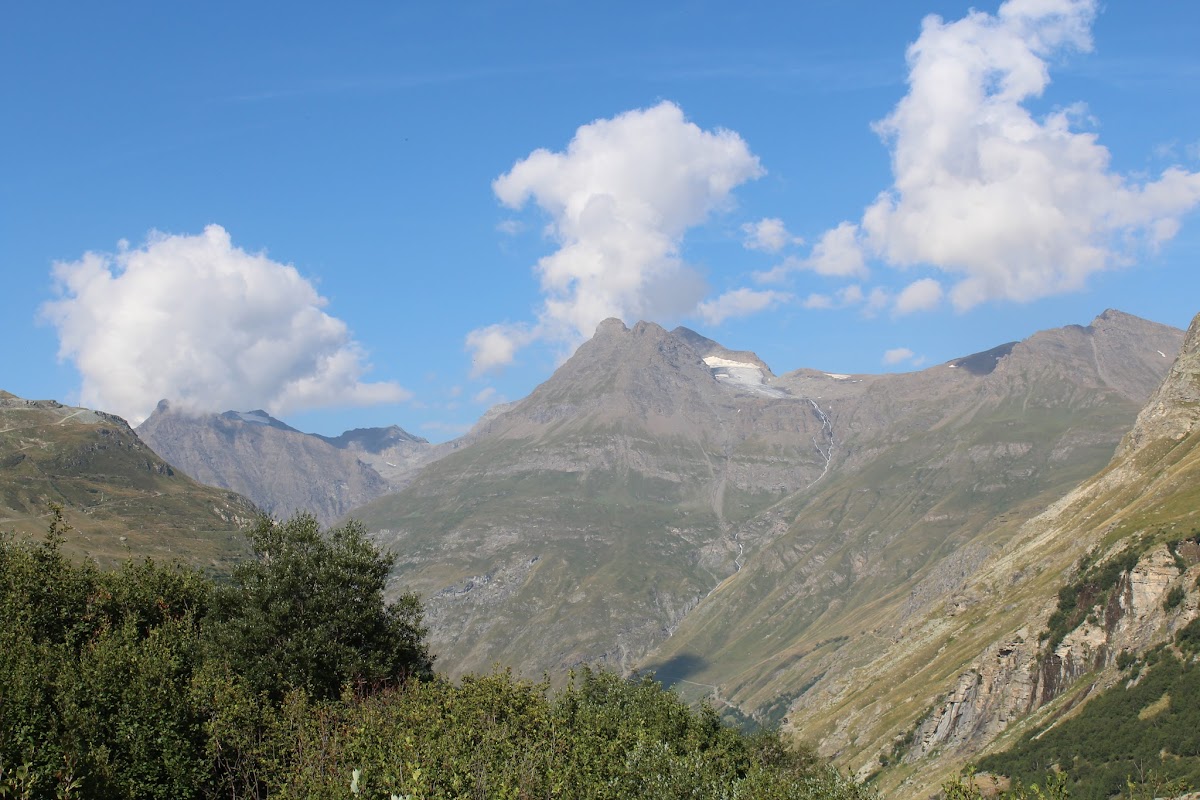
594 317 629 337
1092 307 1135 325
670 326 774 377
318 425 428 452
630 319 668 337
218 409 301 433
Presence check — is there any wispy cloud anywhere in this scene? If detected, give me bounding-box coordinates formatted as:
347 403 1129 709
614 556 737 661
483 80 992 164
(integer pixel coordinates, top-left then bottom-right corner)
741 218 802 253
696 288 791 325
882 347 926 367
894 278 943 315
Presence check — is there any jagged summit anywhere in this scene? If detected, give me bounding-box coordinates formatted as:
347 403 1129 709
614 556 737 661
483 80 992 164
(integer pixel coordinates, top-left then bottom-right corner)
593 317 629 337
318 425 429 452
671 326 775 378
947 342 1017 375
137 404 438 525
219 408 302 433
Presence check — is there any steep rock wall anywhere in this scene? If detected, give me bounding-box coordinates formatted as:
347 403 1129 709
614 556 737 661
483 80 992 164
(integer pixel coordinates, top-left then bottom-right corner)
905 545 1198 763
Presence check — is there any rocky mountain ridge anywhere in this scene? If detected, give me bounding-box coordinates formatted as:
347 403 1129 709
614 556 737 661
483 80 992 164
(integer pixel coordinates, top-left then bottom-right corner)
137 401 443 525
896 312 1200 793
783 310 1200 796
112 307 1196 795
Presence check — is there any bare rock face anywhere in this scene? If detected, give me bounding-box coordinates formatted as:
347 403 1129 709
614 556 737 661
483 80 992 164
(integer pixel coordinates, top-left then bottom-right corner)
908 546 1198 767
1121 311 1200 451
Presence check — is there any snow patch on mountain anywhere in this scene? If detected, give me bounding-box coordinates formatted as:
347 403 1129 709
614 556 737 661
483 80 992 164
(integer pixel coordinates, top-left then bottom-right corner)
703 356 788 398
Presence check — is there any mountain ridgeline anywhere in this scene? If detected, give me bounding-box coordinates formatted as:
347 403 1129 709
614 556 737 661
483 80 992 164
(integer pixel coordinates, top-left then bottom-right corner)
137 402 442 525
12 306 1200 797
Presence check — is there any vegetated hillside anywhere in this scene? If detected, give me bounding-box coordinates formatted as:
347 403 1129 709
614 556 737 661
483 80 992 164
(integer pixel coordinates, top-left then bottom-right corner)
0 392 256 570
0 512 869 800
137 401 441 525
350 310 1182 714
776 310 1200 798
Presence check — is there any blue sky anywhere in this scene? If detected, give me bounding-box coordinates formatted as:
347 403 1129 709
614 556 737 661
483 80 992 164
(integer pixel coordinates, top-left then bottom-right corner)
4 1 1199 440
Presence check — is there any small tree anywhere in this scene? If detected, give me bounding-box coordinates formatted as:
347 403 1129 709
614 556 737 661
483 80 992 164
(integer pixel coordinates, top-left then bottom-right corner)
205 513 433 701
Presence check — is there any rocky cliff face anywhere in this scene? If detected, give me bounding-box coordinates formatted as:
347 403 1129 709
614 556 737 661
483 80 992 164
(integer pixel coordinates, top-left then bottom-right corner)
906 545 1198 765
1121 311 1200 451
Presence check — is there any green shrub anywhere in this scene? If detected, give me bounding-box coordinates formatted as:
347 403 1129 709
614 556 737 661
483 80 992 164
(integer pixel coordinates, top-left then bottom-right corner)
203 513 434 702
0 512 867 800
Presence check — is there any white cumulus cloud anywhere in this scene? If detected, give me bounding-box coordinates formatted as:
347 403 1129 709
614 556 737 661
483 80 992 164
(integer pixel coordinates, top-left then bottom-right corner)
799 284 890 314
894 278 944 314
466 322 536 377
821 0 1200 311
469 101 764 370
41 225 409 425
696 288 791 325
806 221 868 277
753 222 866 284
741 217 802 253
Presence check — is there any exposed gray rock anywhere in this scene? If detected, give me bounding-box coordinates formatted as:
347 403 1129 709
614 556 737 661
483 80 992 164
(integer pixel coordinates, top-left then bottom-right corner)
137 403 440 525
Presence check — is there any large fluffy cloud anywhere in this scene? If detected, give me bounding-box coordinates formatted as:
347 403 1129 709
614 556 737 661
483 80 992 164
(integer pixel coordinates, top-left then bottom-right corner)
822 0 1200 312
41 225 409 424
469 101 763 370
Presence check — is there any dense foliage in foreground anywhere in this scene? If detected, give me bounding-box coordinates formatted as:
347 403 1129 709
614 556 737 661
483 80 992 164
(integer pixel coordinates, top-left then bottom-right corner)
0 511 869 799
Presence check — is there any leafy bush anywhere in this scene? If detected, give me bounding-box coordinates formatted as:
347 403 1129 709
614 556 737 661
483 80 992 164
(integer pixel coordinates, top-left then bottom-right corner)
0 513 210 799
1 512 867 799
265 667 872 800
1178 616 1200 655
204 513 434 702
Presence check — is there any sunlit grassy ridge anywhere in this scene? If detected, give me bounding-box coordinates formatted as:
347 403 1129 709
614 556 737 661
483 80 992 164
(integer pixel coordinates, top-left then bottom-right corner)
0 394 255 570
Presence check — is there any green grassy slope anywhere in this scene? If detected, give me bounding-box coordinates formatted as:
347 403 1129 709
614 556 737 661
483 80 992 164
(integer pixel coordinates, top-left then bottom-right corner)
0 394 256 571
